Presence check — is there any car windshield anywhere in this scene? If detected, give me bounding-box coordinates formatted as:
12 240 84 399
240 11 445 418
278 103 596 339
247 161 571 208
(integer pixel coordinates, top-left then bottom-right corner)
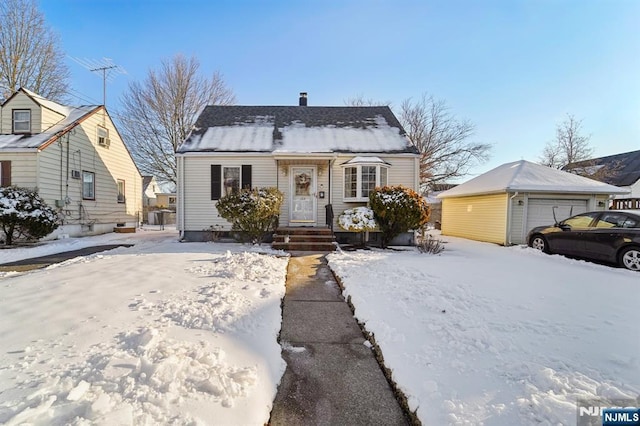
560 212 599 228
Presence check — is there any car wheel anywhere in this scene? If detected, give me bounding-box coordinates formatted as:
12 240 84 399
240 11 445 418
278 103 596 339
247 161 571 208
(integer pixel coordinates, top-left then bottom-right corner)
530 235 549 253
619 246 640 271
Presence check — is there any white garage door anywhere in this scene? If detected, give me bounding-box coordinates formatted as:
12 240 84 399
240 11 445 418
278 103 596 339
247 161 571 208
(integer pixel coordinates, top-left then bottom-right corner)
525 199 589 234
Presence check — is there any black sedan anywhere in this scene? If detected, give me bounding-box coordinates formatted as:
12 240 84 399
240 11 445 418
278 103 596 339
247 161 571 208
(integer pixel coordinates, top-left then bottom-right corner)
527 210 640 271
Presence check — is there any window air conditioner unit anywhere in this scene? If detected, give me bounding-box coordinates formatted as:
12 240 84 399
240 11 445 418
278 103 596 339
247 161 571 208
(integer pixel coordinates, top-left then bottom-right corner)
71 170 81 179
99 138 111 147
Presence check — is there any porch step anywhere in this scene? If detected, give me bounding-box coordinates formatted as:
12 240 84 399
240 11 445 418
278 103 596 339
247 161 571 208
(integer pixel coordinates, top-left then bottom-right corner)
272 227 336 252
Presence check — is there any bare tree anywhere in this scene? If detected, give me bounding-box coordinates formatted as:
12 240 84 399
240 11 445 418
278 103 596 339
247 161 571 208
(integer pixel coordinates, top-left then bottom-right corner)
539 114 593 169
400 94 491 187
120 54 235 184
344 94 391 107
0 0 70 102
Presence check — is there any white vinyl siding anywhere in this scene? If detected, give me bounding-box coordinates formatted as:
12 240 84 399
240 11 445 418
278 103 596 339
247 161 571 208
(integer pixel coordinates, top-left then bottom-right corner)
331 154 417 230
178 153 419 231
180 155 275 231
37 110 142 226
0 153 38 188
40 106 65 132
1 93 40 133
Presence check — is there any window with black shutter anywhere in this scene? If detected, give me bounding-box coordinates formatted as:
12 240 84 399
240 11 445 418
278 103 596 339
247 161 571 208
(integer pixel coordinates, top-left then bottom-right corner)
212 164 252 200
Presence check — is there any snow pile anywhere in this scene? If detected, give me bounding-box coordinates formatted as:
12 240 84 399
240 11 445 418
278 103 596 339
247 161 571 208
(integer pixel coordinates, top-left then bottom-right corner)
338 206 377 231
0 234 288 425
327 237 640 425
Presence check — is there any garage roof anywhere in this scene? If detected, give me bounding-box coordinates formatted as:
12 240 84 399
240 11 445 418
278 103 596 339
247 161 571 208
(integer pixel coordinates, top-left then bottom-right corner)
438 160 630 198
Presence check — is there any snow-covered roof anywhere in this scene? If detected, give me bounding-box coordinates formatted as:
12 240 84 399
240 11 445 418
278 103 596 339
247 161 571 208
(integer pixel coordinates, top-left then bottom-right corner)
0 106 98 150
342 156 390 165
21 88 71 117
177 106 417 155
438 160 630 198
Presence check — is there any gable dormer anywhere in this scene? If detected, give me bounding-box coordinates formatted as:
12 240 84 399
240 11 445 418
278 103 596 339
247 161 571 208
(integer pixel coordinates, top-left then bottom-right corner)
0 88 67 135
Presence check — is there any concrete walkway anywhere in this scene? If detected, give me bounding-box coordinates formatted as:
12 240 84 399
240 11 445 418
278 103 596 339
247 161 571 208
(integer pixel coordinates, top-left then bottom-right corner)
270 253 408 425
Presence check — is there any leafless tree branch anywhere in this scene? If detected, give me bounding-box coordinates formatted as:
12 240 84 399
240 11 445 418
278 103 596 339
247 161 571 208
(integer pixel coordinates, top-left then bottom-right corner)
539 114 593 169
0 0 69 102
399 93 491 188
119 54 235 184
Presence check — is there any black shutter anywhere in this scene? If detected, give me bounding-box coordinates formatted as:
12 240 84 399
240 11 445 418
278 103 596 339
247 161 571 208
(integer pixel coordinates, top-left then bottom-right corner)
242 165 252 190
1 161 11 187
211 164 221 200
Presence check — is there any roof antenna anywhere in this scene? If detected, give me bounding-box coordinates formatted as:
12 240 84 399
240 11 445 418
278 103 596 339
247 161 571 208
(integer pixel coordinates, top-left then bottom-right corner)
70 57 126 125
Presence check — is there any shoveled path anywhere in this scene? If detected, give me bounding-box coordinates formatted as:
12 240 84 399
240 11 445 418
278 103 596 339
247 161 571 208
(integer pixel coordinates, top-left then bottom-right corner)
0 244 134 272
270 252 408 425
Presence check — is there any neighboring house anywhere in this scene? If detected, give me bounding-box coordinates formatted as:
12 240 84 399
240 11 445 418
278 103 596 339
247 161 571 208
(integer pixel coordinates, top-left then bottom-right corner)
155 181 177 210
0 88 142 238
142 176 176 225
563 149 640 209
437 160 628 245
176 93 420 242
142 175 160 209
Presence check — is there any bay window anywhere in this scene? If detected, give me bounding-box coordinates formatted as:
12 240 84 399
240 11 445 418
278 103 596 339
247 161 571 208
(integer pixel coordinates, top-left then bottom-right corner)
342 157 390 202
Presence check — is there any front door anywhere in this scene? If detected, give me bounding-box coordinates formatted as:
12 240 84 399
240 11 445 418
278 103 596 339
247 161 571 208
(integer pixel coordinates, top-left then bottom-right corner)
290 166 316 224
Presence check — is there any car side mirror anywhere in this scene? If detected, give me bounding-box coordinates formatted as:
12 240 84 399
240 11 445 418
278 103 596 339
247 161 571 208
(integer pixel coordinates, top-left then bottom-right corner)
559 224 571 231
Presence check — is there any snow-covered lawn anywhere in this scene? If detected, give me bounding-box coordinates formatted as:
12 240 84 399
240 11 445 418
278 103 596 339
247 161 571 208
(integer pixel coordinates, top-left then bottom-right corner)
2 227 637 425
0 228 288 425
327 236 640 425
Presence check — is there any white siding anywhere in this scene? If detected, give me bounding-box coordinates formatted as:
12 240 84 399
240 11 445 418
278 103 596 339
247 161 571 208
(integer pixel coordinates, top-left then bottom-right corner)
180 155 277 231
330 154 418 230
1 93 41 133
0 152 38 187
38 109 142 229
40 107 65 132
509 193 611 245
179 153 419 232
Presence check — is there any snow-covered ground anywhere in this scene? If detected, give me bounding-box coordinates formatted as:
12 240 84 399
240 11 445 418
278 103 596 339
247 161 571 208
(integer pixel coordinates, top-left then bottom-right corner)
327 236 640 425
0 227 289 425
1 227 637 425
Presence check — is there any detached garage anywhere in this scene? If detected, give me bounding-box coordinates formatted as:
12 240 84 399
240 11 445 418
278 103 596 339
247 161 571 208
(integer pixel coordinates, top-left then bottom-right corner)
437 160 629 245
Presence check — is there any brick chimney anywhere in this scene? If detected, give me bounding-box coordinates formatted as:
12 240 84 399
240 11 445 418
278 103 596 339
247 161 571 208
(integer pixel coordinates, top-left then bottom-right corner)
299 92 307 106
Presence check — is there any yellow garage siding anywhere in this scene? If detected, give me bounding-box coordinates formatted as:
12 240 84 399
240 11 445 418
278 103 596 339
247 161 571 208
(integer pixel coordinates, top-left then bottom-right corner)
441 193 509 245
181 155 276 231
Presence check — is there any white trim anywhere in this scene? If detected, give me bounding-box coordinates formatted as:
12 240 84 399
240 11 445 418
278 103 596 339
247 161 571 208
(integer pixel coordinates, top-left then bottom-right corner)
342 163 390 202
289 166 317 225
176 152 274 158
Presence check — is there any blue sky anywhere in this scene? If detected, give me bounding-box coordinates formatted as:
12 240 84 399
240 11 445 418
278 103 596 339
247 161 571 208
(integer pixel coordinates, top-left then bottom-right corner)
40 0 639 180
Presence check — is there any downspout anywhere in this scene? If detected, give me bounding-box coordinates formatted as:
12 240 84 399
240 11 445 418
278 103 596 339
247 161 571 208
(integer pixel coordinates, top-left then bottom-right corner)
507 191 519 245
59 141 63 201
65 134 70 202
178 155 185 239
